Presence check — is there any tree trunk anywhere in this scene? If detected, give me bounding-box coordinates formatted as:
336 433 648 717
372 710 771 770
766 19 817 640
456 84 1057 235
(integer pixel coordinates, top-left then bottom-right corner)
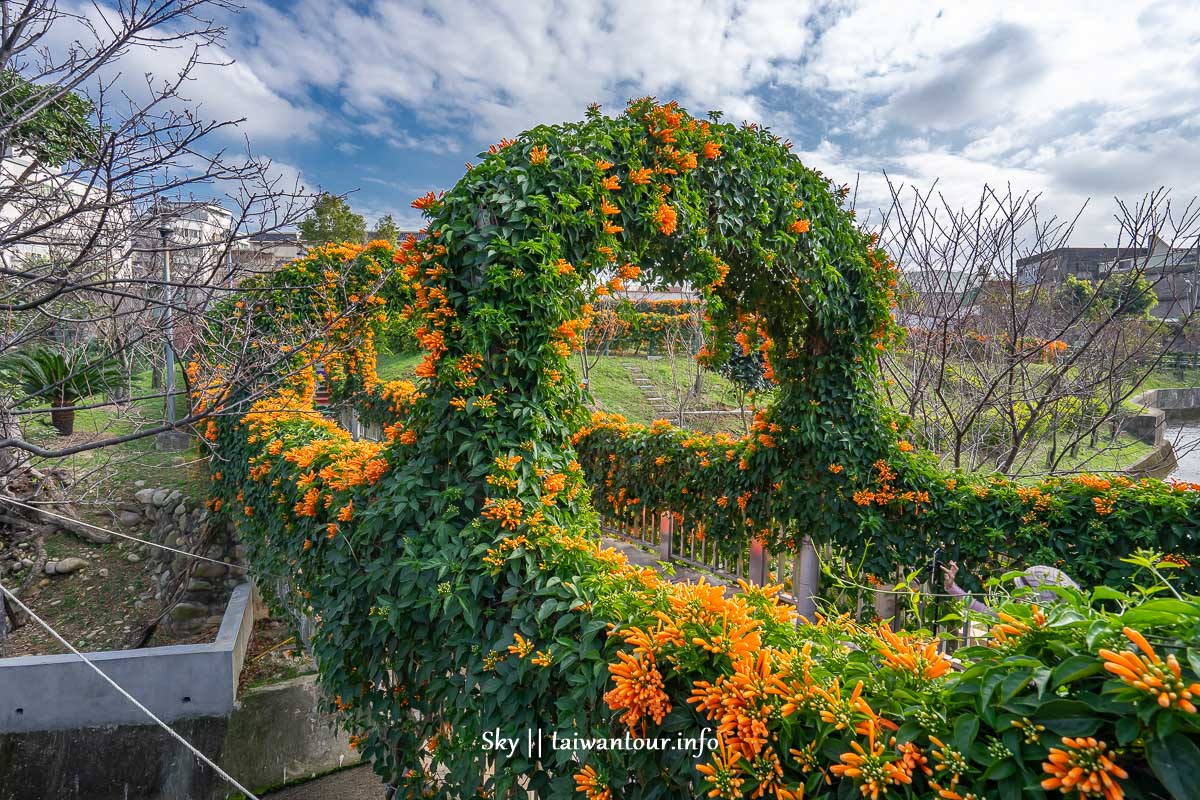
50 405 75 436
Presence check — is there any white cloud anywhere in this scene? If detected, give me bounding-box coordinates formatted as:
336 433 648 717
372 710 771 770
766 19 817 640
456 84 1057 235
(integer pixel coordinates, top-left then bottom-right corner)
217 0 1197 244
49 0 322 143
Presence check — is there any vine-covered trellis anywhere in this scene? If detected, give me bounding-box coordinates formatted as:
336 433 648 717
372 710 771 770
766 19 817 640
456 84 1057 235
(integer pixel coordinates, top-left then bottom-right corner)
197 100 1200 799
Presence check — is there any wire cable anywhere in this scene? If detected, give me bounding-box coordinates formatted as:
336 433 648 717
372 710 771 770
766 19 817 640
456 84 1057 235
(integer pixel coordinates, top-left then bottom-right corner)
0 579 262 800
0 496 269 578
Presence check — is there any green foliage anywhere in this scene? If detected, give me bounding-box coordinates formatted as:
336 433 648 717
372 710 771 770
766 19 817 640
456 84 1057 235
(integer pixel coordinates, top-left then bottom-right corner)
0 70 96 167
0 344 122 406
1060 273 1158 318
199 99 1200 797
299 193 367 246
371 214 402 245
719 346 770 394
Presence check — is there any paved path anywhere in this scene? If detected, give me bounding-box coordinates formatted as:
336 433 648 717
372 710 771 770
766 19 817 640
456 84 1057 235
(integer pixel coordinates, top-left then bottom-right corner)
264 765 385 799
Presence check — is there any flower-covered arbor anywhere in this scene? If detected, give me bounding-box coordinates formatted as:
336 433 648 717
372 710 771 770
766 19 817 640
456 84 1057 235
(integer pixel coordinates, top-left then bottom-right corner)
198 100 1200 799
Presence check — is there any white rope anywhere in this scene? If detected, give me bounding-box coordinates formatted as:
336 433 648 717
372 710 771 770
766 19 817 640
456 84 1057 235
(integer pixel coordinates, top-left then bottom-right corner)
0 580 262 800
0 496 262 577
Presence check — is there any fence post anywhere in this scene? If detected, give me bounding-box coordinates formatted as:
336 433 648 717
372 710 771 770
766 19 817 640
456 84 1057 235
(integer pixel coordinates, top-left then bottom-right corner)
748 537 769 586
794 536 820 622
874 587 898 631
658 512 672 563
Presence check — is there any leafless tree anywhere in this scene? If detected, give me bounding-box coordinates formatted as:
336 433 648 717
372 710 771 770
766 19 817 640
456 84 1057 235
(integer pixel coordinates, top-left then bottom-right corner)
0 0 332 630
878 180 1200 478
659 302 707 428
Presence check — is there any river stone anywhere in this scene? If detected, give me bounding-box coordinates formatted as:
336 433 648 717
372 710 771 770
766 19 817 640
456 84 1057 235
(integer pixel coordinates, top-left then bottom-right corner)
118 510 143 528
174 503 187 516
192 562 228 578
170 602 207 620
53 557 89 575
134 488 157 505
126 553 141 564
151 489 169 506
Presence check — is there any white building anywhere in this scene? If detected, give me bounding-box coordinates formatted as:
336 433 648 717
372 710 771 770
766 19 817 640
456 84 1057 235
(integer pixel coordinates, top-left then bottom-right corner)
0 148 133 281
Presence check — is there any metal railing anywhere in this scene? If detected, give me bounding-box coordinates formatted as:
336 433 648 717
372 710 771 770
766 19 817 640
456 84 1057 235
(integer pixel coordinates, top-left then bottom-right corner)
599 509 985 650
599 509 823 621
330 404 979 647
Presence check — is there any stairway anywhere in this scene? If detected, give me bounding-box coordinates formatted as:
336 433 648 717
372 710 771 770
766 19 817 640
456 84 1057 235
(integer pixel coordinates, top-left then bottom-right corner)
625 362 673 419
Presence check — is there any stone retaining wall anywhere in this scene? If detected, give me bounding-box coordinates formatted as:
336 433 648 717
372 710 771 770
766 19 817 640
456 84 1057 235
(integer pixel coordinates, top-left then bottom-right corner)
117 487 244 636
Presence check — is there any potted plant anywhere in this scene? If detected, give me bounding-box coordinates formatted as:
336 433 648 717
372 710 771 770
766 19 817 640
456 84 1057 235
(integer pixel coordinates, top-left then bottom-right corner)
1 344 123 435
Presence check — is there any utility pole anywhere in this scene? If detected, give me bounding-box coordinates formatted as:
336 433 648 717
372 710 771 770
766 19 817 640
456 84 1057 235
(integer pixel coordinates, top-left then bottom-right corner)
155 211 189 450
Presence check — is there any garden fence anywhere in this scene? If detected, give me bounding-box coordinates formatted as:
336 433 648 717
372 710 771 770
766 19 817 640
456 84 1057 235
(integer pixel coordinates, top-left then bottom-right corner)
333 404 979 652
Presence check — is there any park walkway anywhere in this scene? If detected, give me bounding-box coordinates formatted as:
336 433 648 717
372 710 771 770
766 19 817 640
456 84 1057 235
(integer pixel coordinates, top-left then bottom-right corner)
264 764 383 798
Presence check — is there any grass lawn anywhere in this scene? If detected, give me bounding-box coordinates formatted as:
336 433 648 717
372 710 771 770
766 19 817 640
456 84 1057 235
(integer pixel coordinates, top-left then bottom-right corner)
22 365 208 508
376 351 425 381
1003 433 1157 480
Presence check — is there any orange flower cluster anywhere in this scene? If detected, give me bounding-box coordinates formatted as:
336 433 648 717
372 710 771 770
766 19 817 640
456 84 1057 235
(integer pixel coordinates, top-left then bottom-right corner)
530 145 548 165
850 459 930 513
989 606 1046 648
482 497 524 530
1100 626 1200 712
411 191 441 211
874 625 953 682
573 765 611 800
1041 737 1127 800
654 202 678 235
605 649 671 732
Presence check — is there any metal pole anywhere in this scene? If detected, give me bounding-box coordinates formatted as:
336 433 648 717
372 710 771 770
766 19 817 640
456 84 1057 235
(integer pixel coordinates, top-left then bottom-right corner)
159 225 176 427
748 537 768 586
794 536 820 622
658 512 672 563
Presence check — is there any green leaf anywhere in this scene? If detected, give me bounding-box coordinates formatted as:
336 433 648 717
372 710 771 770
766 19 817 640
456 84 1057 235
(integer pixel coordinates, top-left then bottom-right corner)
1051 655 1103 690
1148 733 1200 800
953 714 979 753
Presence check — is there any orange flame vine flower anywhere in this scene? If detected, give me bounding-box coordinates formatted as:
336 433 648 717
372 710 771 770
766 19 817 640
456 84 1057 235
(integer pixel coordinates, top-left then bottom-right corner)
1041 737 1128 800
573 765 611 800
1100 626 1200 712
604 649 671 732
655 202 678 235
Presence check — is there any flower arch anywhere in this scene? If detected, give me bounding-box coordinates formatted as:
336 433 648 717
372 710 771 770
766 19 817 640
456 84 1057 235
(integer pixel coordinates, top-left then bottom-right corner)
200 100 1200 798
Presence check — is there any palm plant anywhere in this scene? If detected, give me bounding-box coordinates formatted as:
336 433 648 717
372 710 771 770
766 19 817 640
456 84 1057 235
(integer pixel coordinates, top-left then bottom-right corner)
1 345 123 435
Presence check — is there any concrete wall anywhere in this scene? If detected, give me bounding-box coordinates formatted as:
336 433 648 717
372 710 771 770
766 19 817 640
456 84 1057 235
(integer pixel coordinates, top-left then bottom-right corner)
1133 388 1200 422
0 583 255 733
0 675 359 800
1124 387 1200 446
1124 441 1179 478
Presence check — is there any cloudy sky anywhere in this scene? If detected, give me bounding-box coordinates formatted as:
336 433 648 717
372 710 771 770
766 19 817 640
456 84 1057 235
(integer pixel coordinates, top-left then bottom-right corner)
148 0 1200 242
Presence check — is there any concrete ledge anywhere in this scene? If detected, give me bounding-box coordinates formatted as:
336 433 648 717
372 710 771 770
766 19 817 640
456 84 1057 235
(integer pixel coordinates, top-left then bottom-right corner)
1125 441 1179 478
0 674 353 800
0 582 257 733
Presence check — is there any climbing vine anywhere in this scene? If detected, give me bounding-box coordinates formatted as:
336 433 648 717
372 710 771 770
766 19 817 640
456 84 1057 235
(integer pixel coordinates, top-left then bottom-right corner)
200 100 1200 798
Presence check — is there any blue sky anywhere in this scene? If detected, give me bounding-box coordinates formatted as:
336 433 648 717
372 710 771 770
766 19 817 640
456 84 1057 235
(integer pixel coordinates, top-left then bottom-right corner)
132 0 1200 241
